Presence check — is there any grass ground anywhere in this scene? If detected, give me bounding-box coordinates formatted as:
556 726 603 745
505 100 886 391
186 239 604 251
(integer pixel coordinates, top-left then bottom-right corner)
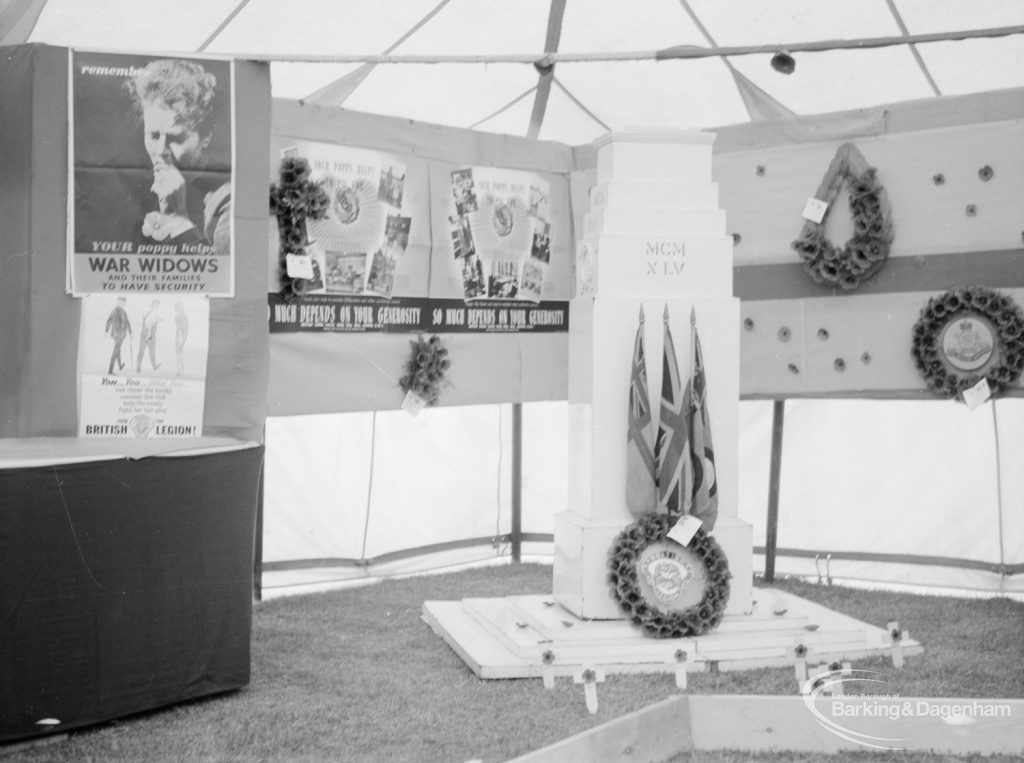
3 563 1022 762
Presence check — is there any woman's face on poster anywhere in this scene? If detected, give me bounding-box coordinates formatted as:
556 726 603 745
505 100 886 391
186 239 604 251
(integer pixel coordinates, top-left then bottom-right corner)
141 101 209 170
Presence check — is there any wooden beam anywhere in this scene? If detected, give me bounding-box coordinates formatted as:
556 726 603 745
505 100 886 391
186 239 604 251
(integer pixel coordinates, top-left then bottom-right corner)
225 25 1024 63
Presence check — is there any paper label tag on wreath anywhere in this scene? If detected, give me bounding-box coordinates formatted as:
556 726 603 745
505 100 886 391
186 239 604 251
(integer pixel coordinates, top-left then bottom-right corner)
286 253 314 280
401 390 427 416
637 540 706 613
801 197 829 224
667 514 703 547
961 377 992 411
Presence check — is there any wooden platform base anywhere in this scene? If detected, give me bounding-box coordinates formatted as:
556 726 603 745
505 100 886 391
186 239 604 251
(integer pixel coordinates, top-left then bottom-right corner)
421 588 922 679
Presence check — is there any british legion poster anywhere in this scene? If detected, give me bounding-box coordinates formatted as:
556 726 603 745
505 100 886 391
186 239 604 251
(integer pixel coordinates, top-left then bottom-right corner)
77 294 210 438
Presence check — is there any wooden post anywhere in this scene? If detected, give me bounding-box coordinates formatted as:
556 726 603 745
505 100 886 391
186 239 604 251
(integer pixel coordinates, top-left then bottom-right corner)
511 402 523 563
764 399 786 583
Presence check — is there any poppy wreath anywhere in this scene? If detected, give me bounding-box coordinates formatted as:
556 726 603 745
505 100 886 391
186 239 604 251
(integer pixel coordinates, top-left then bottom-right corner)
791 143 894 291
607 512 730 639
399 334 451 406
911 287 1024 400
269 156 331 301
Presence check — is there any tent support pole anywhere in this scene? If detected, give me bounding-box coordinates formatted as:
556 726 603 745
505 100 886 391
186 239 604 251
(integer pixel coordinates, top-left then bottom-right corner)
764 399 785 584
253 445 265 601
511 403 523 563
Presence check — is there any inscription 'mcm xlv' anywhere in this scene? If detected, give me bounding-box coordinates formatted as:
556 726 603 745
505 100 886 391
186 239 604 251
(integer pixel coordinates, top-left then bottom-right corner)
645 240 686 276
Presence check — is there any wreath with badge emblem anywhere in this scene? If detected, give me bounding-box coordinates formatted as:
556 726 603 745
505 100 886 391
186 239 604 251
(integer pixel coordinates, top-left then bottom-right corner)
607 513 730 638
911 286 1024 400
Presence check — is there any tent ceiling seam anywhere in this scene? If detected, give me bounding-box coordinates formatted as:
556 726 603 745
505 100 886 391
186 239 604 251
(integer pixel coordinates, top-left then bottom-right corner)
527 0 567 140
886 0 942 97
552 76 610 131
0 0 47 45
466 85 537 130
677 0 794 123
303 0 453 104
197 0 253 53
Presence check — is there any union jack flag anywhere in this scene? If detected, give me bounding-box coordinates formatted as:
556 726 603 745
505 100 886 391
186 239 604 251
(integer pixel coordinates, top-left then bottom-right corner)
626 307 657 517
683 310 718 530
655 307 691 521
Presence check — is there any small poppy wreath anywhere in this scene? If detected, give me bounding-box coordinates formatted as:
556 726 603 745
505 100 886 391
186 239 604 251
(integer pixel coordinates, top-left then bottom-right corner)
269 156 331 301
911 287 1024 401
791 143 894 291
607 513 730 639
399 334 451 406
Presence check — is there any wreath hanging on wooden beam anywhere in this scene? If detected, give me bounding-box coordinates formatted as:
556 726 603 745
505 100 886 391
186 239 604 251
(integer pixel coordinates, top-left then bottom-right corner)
791 143 894 291
911 286 1024 401
607 513 730 639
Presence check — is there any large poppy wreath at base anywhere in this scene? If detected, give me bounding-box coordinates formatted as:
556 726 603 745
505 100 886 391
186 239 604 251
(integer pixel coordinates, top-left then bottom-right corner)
791 143 894 291
911 287 1024 400
607 513 730 639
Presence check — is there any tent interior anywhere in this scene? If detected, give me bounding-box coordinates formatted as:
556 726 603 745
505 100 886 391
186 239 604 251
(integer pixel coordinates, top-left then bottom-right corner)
3 0 1023 594
1 0 1023 743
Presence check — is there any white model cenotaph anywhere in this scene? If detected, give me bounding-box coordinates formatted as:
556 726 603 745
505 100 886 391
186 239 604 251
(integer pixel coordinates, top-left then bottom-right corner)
554 129 753 620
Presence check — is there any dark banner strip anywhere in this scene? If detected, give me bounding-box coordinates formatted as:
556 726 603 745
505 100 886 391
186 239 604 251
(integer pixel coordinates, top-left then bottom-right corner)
268 293 569 334
735 249 1024 302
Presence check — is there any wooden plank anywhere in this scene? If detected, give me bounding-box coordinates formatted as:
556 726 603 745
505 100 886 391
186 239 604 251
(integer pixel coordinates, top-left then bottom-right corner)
688 695 1024 755
716 120 1024 266
508 695 692 763
740 288 1024 397
712 89 1024 154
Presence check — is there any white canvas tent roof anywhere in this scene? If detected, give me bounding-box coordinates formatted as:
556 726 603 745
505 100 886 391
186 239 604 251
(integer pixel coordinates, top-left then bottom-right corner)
7 0 1024 145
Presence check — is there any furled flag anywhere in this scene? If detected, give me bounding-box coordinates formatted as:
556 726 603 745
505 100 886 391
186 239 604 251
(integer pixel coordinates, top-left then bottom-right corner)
683 308 718 530
655 306 692 522
626 307 657 516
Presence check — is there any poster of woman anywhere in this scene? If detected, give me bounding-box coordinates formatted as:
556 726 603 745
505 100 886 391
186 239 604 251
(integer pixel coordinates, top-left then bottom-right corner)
69 51 235 297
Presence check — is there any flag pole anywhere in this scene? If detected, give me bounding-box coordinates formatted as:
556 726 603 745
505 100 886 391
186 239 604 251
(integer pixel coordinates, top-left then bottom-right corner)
689 306 697 377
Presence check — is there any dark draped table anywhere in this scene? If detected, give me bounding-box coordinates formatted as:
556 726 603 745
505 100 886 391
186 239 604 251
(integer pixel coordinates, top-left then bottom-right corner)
0 442 262 744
